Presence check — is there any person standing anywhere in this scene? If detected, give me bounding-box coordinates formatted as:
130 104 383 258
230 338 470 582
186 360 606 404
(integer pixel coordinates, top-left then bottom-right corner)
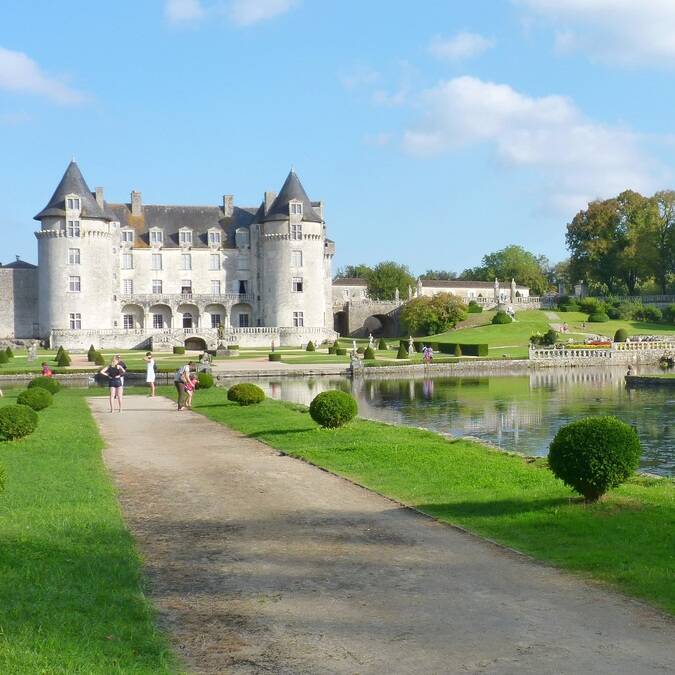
144 351 156 397
100 356 125 413
174 361 194 411
115 354 128 390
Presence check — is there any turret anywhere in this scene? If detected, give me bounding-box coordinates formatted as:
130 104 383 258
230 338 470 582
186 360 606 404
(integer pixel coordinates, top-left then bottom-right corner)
34 161 114 336
257 169 329 329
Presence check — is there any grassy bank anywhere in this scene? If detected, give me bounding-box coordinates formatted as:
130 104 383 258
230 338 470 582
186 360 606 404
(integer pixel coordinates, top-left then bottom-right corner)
0 390 177 673
190 390 675 614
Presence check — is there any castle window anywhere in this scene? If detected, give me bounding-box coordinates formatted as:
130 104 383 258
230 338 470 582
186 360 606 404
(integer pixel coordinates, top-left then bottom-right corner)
292 277 304 293
237 255 249 271
290 201 303 216
68 248 80 264
151 253 162 270
238 313 250 328
292 311 304 327
179 229 193 246
68 312 81 329
290 223 302 240
211 314 222 328
68 276 81 292
209 254 220 271
181 279 192 295
238 280 248 294
152 314 164 329
152 279 163 294
291 250 303 267
150 229 163 245
123 314 134 329
67 220 80 237
208 230 221 246
122 253 133 269
181 253 192 270
235 228 249 248
211 280 221 295
121 229 134 243
67 197 80 210
123 279 134 295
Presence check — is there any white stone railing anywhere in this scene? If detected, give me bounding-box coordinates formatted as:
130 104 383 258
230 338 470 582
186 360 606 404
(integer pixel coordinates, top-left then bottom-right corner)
118 293 253 306
529 339 674 361
614 340 674 351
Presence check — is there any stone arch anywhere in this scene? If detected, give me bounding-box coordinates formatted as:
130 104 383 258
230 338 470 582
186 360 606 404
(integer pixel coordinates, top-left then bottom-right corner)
185 336 207 351
149 303 172 329
177 303 200 329
120 303 144 329
231 303 253 328
204 303 227 330
363 314 390 338
333 310 348 337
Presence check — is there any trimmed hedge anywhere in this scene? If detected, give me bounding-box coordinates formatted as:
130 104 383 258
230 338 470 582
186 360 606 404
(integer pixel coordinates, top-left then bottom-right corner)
268 353 282 362
436 342 488 357
87 344 96 362
378 338 387 350
327 345 337 355
396 344 408 359
197 372 214 389
309 390 357 428
548 416 641 502
56 350 71 367
0 351 7 364
173 346 186 355
467 301 483 314
492 311 512 325
454 344 462 357
614 328 629 343
227 383 265 406
335 347 347 356
17 388 53 411
5 346 14 358
306 341 316 352
588 312 610 323
27 376 61 394
0 404 38 441
363 346 375 359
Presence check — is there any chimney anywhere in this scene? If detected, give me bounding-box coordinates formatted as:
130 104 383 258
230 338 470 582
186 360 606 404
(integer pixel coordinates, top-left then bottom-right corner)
95 187 105 209
223 194 234 218
264 191 277 215
131 190 142 217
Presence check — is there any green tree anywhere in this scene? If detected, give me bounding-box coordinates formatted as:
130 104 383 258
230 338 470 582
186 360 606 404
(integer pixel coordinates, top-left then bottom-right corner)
366 261 414 300
648 191 675 294
335 264 372 279
419 269 457 280
401 293 467 336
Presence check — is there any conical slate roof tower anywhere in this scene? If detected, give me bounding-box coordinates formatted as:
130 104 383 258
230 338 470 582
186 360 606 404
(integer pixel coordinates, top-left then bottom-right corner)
263 169 322 223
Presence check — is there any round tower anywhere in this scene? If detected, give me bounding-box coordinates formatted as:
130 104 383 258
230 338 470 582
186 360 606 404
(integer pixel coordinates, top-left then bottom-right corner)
34 161 114 338
258 170 328 331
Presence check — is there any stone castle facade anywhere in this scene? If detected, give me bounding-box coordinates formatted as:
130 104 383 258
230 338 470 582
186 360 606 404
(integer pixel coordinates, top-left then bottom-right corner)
0 161 337 350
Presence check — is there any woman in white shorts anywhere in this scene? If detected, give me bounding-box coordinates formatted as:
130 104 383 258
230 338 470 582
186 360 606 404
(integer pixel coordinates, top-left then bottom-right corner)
144 351 156 397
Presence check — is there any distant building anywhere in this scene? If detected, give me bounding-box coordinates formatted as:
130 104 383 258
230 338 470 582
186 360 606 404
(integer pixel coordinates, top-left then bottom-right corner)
0 161 337 349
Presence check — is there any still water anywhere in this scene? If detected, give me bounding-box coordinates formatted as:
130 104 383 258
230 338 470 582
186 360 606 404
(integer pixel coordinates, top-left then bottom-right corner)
222 368 674 476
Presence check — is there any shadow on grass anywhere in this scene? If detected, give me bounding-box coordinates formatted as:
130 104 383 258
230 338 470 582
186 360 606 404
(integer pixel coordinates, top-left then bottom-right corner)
417 496 578 519
249 427 317 438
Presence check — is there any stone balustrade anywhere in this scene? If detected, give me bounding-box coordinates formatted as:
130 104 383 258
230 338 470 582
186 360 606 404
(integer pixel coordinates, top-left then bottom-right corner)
118 293 254 309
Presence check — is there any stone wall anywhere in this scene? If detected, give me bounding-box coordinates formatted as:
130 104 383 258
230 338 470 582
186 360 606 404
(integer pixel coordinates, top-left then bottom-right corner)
0 267 38 338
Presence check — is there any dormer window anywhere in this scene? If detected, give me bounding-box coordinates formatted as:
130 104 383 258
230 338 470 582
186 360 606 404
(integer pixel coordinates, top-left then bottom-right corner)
121 229 134 244
149 228 163 246
235 227 249 248
208 229 222 247
66 196 81 211
290 200 303 216
179 228 193 246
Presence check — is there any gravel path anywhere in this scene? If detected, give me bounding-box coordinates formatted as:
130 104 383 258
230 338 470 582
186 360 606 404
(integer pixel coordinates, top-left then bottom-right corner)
90 396 675 675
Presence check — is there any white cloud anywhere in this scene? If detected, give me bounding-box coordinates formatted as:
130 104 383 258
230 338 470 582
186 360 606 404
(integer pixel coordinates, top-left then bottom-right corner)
429 32 494 61
0 46 84 105
339 65 380 91
371 60 417 107
165 0 206 23
229 0 298 26
516 0 675 64
403 76 659 211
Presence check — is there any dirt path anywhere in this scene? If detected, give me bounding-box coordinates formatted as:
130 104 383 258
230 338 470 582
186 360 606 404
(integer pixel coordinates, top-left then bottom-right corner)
90 396 675 675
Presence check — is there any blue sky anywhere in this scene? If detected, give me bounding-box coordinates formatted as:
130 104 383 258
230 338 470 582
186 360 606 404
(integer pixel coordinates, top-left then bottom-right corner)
2 0 675 273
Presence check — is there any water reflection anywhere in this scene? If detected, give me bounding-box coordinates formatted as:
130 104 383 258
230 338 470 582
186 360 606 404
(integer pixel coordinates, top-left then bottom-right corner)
219 367 673 476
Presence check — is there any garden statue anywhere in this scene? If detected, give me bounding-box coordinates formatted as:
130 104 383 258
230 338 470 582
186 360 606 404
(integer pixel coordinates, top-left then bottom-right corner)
408 335 415 356
271 339 275 352
494 277 500 302
217 323 225 340
352 339 358 355
510 277 517 303
368 333 374 348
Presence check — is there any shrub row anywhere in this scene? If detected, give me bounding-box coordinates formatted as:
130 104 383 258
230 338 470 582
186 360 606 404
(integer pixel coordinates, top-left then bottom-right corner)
0 375 60 442
398 340 488 357
557 296 675 324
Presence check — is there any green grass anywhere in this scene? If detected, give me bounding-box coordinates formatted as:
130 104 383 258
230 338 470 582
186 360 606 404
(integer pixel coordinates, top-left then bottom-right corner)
190 391 675 615
0 390 178 673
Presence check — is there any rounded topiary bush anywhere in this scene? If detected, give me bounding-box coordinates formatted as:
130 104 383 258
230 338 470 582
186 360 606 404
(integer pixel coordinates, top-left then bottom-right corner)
94 352 105 366
28 376 61 394
268 352 282 362
5 346 14 358
197 372 214 389
335 347 347 356
17 387 53 411
309 390 357 428
306 341 316 352
0 351 7 364
378 338 387 350
173 346 186 355
363 346 375 359
227 383 265 406
548 416 641 502
396 344 408 359
491 311 512 325
56 350 71 367
0 404 39 441
467 301 483 314
588 312 610 323
614 328 629 343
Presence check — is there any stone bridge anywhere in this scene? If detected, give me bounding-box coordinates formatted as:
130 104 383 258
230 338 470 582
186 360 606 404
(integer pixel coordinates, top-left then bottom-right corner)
333 300 404 338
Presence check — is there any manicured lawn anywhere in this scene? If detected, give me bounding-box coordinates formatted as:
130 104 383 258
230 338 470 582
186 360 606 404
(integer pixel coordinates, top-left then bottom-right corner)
0 389 177 673
191 391 675 615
